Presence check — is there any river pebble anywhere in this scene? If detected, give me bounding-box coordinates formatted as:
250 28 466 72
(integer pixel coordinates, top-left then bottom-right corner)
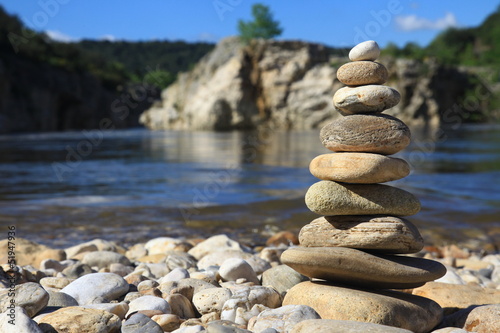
0 235 499 332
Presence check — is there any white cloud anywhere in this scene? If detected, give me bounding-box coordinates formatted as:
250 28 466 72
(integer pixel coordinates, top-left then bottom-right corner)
197 32 218 42
395 12 458 31
99 34 116 42
45 30 78 43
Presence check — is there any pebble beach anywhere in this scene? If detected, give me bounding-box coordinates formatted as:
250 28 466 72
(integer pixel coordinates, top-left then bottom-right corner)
0 234 499 332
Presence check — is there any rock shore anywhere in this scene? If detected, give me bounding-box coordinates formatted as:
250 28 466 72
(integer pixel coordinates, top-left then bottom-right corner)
0 235 498 332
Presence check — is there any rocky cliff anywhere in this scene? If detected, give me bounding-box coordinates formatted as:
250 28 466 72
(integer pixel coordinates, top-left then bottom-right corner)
0 54 158 134
140 37 487 131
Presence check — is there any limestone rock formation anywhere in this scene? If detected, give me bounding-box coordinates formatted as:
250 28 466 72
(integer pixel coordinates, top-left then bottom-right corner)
140 36 485 131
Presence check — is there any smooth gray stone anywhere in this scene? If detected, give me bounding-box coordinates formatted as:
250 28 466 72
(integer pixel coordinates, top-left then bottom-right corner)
281 247 446 289
122 313 163 333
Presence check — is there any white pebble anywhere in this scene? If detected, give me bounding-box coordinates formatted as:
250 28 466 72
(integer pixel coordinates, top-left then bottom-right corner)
349 40 380 61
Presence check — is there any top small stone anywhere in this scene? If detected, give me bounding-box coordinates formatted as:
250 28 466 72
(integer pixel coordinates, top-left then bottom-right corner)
349 40 380 61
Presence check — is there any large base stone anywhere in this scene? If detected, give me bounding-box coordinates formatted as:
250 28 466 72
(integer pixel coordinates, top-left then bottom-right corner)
281 247 446 289
283 281 443 333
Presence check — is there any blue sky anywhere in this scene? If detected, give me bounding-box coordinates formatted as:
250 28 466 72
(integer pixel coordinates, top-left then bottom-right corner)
1 0 499 48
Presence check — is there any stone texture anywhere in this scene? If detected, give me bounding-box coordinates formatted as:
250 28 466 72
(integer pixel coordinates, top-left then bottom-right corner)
248 305 320 333
309 152 410 183
152 314 182 332
144 237 186 254
291 319 413 333
82 251 131 269
0 238 65 268
160 278 218 301
441 304 500 333
333 85 400 114
193 287 233 315
83 302 129 320
412 282 500 312
0 306 43 333
349 40 380 61
305 180 421 216
219 258 260 284
38 306 121 332
65 239 119 259
62 262 93 279
188 234 245 260
207 322 252 332
320 114 411 155
197 250 271 275
61 272 129 305
221 286 281 323
40 276 72 290
47 290 79 307
299 216 424 254
261 265 309 297
0 282 49 317
166 293 197 319
126 295 171 317
281 247 446 289
283 281 442 333
122 313 163 333
337 61 388 86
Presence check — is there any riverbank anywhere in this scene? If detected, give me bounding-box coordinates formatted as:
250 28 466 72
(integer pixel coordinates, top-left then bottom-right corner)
1 233 499 332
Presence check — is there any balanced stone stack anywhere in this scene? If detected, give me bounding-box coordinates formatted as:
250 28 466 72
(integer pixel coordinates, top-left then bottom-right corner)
281 41 447 333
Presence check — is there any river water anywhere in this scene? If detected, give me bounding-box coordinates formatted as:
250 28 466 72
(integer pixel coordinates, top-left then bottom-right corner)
0 125 499 249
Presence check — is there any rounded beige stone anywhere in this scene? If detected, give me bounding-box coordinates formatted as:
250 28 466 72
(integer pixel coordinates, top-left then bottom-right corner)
333 85 401 114
305 180 420 216
320 114 411 155
309 153 410 183
299 216 423 254
411 282 500 313
337 61 388 86
349 40 380 61
281 247 446 289
38 307 121 333
283 281 443 333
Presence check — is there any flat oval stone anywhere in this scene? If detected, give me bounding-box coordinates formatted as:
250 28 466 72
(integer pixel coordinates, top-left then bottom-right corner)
305 180 421 216
333 85 400 114
281 247 446 289
299 216 424 254
309 153 410 183
320 114 411 155
337 61 388 86
283 281 443 333
349 40 380 61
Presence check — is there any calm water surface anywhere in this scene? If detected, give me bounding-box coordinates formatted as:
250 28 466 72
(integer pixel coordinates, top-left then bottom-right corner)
0 125 499 248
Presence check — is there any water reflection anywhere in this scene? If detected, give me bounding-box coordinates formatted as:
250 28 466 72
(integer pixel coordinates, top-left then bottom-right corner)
0 124 498 248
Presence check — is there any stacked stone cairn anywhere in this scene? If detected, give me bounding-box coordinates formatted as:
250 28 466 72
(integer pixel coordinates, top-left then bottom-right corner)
281 41 448 333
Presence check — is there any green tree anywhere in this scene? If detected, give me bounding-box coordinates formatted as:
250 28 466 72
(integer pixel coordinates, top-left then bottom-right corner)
238 4 283 43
